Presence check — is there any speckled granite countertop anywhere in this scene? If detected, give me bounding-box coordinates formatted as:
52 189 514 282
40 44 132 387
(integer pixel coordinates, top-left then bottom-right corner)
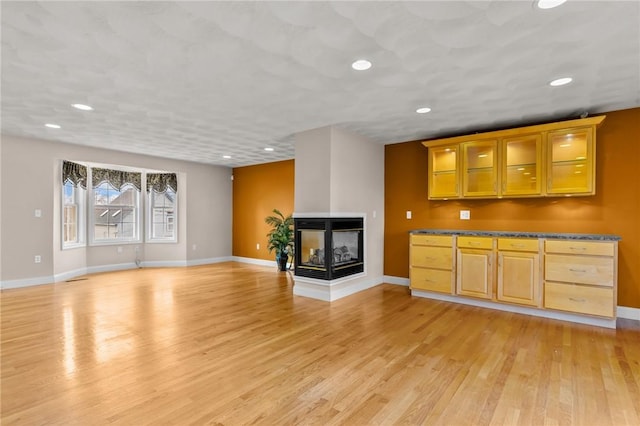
410 229 621 241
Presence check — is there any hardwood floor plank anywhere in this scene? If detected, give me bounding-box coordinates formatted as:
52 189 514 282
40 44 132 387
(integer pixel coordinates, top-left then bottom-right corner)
2 262 639 425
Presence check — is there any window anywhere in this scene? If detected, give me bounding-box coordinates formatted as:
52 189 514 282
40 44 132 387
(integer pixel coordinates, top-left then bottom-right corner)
147 172 178 242
148 187 177 241
90 167 141 244
62 162 177 246
62 161 86 249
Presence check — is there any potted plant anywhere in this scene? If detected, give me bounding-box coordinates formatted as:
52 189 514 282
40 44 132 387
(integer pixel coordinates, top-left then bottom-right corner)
265 209 294 271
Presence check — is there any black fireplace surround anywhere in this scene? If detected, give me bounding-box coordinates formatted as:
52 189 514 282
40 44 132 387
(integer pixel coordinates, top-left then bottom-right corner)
294 217 364 280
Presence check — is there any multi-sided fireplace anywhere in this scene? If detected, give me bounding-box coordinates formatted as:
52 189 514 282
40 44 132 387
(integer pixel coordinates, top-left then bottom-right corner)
294 217 364 280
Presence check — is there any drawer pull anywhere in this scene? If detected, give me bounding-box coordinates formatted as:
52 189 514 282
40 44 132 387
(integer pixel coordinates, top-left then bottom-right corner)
569 268 587 273
510 243 525 248
469 241 481 246
424 279 434 283
569 297 586 303
569 246 587 251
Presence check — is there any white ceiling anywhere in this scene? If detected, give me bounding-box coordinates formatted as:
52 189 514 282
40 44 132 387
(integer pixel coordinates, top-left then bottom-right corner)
2 1 639 168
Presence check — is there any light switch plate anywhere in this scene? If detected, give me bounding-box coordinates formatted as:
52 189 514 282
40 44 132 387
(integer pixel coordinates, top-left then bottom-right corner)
406 211 412 219
460 210 471 220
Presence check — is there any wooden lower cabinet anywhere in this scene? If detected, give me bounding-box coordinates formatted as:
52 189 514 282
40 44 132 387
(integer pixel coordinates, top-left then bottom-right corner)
409 233 618 324
497 251 540 306
544 282 614 317
457 248 493 299
497 238 540 307
409 235 454 294
543 239 616 318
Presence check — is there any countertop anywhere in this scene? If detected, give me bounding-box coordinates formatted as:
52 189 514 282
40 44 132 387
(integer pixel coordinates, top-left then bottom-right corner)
410 229 621 241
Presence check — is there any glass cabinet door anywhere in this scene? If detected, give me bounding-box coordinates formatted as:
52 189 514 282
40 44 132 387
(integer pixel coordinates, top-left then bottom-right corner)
502 134 542 196
428 145 459 199
462 140 498 197
547 127 594 195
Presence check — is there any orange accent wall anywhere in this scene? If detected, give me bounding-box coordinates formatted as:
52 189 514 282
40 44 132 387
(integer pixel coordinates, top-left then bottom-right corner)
384 107 640 308
232 160 295 261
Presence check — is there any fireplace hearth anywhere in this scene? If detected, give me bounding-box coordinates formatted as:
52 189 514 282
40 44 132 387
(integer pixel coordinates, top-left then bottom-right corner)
294 217 364 280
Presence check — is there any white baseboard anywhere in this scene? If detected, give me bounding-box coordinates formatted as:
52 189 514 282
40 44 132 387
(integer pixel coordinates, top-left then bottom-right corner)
617 306 640 321
86 262 140 275
54 267 88 283
187 256 234 266
1 257 233 289
1 275 55 290
231 256 277 268
384 275 410 286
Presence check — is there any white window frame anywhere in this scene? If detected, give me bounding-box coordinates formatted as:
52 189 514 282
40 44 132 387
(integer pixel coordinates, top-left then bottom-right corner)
61 179 86 249
146 184 178 243
89 168 141 246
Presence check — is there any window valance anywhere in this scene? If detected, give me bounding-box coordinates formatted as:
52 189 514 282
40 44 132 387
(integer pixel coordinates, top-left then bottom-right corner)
92 168 141 191
62 161 87 189
147 173 178 193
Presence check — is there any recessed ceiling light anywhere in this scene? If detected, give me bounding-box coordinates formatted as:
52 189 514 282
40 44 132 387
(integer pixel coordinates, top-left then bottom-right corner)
549 77 573 87
351 59 372 71
45 123 61 129
264 147 274 152
416 107 432 114
536 0 567 10
222 155 232 159
71 103 93 111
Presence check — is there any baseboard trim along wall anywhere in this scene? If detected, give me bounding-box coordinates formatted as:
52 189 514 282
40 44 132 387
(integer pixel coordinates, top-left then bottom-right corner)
384 275 410 286
1 257 233 290
231 256 277 268
617 306 640 321
383 275 640 325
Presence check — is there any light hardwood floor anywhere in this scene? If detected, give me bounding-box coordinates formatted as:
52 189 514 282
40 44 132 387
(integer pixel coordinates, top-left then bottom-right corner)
1 262 639 425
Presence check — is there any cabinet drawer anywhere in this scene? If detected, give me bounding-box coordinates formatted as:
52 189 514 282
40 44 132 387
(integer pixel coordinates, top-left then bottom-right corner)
545 240 614 256
498 238 539 252
544 282 614 317
410 234 453 247
457 236 493 250
411 268 453 294
410 246 452 269
545 254 613 286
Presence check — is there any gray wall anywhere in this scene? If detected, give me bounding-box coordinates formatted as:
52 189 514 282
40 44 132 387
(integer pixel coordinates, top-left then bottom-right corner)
0 135 232 284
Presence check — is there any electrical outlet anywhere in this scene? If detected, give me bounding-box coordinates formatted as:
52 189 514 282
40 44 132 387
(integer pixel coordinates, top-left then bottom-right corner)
192 244 197 251
34 209 42 218
34 255 41 263
406 211 412 219
460 210 471 220
256 243 260 250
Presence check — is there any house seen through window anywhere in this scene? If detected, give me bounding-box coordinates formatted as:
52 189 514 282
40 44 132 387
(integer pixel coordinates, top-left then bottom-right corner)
93 182 139 242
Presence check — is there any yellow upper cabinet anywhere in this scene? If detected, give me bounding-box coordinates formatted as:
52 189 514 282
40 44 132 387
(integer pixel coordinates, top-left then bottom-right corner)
462 140 498 197
422 116 604 200
428 144 459 198
547 127 594 195
501 134 542 196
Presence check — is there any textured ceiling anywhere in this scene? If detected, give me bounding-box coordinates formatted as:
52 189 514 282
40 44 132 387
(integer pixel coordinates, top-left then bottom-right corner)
2 1 639 168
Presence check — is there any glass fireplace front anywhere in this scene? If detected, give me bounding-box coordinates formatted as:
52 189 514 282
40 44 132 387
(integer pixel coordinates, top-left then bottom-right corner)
294 217 364 280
